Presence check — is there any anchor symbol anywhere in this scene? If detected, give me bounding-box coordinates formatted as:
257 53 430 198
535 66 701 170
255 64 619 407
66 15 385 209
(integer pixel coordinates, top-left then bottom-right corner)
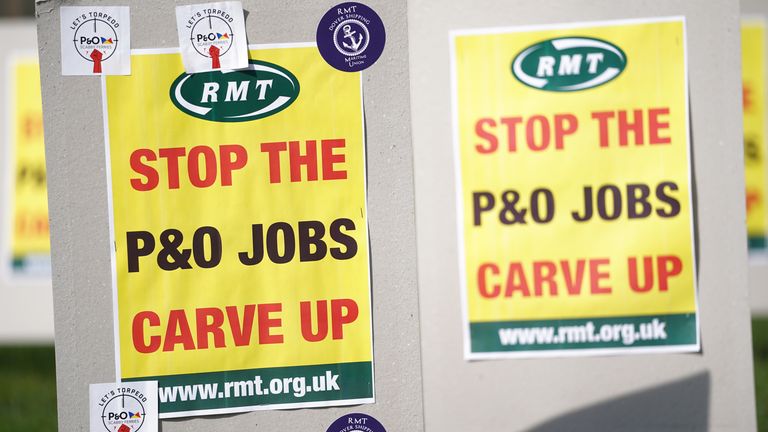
341 24 364 52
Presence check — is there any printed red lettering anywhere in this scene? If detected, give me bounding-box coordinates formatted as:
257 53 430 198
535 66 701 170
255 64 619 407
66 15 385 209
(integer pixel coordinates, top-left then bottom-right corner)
130 149 159 191
476 259 612 298
478 263 501 298
322 139 347 180
591 108 672 147
226 305 255 346
258 303 284 344
163 309 196 352
195 307 225 349
130 145 247 190
475 118 498 153
132 311 161 354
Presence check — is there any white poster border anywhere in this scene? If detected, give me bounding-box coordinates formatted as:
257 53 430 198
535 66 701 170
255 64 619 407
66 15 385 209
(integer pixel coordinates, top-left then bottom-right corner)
101 42 375 418
1 52 52 287
448 16 701 360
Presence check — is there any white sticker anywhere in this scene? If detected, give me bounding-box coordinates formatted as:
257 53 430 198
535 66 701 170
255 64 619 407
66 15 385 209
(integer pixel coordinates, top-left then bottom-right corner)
59 7 131 76
89 381 158 432
175 1 249 73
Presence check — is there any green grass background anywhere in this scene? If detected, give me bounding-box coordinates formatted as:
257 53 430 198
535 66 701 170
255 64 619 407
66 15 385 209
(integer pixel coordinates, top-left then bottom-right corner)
754 319 768 431
0 346 57 431
1 321 767 431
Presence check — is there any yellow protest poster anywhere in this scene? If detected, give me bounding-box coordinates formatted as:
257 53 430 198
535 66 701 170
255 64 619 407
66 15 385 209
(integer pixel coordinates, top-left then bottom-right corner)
3 57 50 280
103 44 373 417
451 18 698 358
742 18 768 253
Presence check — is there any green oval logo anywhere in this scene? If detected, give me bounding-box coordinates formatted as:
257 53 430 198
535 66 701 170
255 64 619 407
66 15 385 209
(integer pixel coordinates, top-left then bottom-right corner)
512 37 626 92
170 60 300 122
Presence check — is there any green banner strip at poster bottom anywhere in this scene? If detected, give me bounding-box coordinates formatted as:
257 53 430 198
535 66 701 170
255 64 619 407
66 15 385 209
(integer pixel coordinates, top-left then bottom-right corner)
125 361 373 414
749 236 767 250
470 313 697 352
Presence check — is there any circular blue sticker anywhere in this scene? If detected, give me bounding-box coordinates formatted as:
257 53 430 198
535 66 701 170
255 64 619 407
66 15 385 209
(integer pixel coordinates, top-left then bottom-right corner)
316 2 386 72
326 413 387 432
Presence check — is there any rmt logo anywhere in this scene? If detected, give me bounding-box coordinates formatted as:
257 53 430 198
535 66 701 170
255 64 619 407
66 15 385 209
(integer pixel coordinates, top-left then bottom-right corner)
512 37 627 92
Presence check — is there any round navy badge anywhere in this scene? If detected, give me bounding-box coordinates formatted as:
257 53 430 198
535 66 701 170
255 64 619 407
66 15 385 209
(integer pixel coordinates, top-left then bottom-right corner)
326 413 387 432
316 2 386 72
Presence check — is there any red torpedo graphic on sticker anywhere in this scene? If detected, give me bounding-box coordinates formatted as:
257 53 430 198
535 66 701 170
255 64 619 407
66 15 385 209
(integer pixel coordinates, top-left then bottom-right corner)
90 49 103 74
209 45 221 69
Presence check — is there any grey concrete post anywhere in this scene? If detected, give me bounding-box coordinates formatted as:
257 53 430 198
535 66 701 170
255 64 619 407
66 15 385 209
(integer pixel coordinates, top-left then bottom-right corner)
409 0 756 430
35 1 423 430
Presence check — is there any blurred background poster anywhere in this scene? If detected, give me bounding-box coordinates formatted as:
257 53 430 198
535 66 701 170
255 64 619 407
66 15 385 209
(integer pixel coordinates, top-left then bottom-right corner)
0 19 53 342
742 17 768 258
0 2 56 429
4 55 50 281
